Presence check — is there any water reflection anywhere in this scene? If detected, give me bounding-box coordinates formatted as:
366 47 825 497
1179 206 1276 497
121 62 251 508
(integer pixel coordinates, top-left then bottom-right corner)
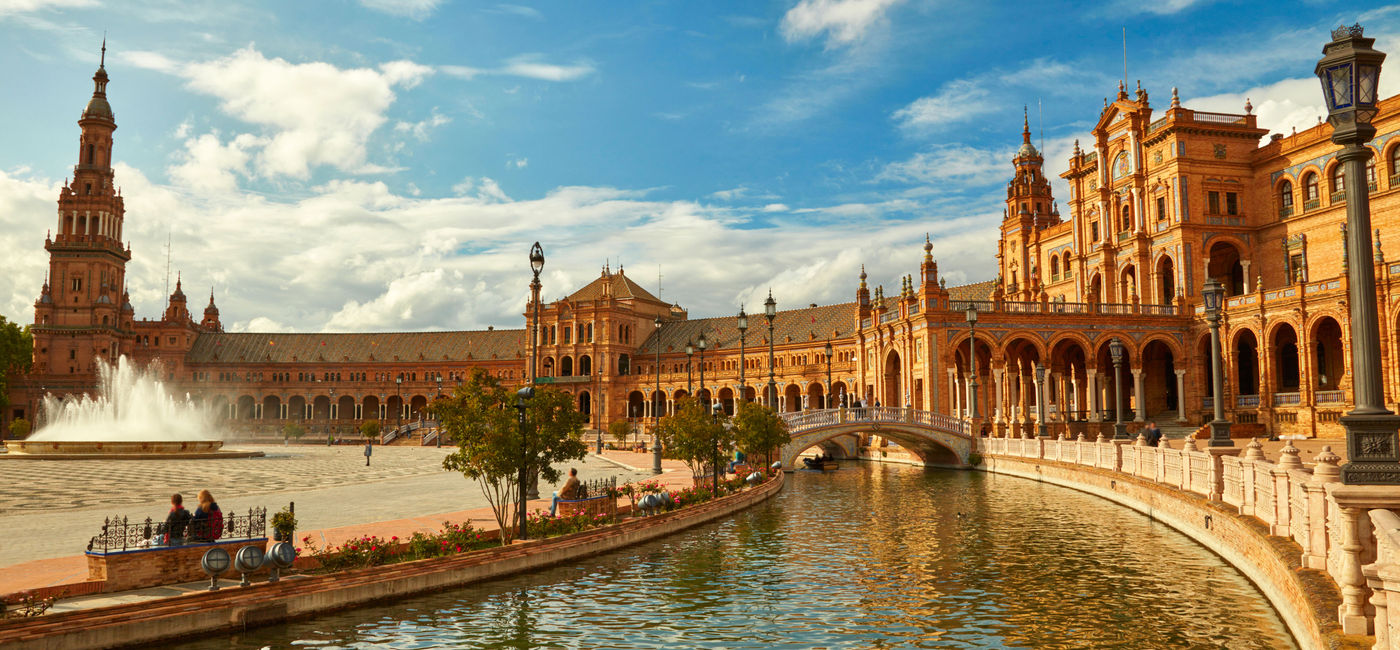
183 465 1295 649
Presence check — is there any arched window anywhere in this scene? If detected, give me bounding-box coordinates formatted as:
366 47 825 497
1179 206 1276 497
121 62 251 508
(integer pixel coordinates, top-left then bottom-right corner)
1330 165 1345 196
1367 157 1377 192
1390 146 1400 187
1302 172 1319 204
1050 255 1060 278
86 144 95 165
1120 204 1132 230
1278 180 1293 217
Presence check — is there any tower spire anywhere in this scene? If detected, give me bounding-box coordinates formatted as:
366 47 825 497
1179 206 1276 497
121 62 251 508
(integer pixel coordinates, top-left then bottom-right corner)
1022 106 1031 144
100 33 106 68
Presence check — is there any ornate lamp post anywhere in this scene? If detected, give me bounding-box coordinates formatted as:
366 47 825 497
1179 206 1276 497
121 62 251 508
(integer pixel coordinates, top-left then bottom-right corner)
737 307 748 402
514 386 534 540
685 340 694 395
1203 277 1232 446
395 376 402 431
1035 362 1048 438
529 242 544 384
697 332 708 411
966 304 979 421
653 315 663 475
434 373 443 447
765 291 777 409
1110 337 1129 440
824 340 833 409
711 402 724 497
1316 25 1400 484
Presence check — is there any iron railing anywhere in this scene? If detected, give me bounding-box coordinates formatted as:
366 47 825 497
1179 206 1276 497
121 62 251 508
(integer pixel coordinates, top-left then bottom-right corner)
86 506 266 554
571 476 617 499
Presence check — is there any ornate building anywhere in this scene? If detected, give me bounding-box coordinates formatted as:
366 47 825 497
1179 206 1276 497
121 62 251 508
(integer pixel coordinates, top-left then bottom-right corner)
8 57 1400 445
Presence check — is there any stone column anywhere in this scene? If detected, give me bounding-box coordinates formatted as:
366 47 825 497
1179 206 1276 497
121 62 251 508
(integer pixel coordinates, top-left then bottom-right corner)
1175 369 1188 423
1032 370 1043 433
947 368 958 415
1087 370 1100 422
1241 260 1252 292
1131 368 1145 422
994 368 1005 424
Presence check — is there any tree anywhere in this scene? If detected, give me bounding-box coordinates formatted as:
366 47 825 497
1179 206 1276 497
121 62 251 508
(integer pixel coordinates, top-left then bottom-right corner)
0 315 33 413
654 398 732 481
439 369 587 544
8 418 30 440
282 422 305 440
732 401 791 468
359 419 381 441
607 418 632 447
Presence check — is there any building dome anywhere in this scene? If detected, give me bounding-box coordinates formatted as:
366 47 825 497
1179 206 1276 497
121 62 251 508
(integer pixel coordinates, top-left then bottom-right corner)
1017 141 1039 159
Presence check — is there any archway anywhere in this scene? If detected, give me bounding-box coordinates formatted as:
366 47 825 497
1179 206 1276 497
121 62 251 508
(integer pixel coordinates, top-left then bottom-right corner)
1093 340 1132 424
1090 273 1103 303
409 395 429 420
236 395 256 420
579 355 592 376
386 395 404 424
312 396 331 420
1234 330 1259 397
289 395 307 421
1120 265 1137 302
579 391 592 424
1313 317 1345 391
718 387 735 415
561 356 573 377
883 350 901 407
806 382 826 410
1208 241 1245 296
627 391 645 420
337 395 355 421
651 390 667 418
1141 339 1177 418
784 384 801 413
363 395 381 422
1156 256 1176 304
1272 324 1300 393
262 395 281 421
542 357 555 377
1049 338 1089 424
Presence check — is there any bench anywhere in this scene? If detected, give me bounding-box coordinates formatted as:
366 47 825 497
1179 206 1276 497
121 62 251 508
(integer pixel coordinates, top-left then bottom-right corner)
84 507 271 592
556 495 617 518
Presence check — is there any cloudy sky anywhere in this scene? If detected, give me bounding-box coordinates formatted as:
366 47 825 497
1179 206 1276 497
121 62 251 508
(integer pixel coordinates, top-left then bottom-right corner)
1 0 1396 333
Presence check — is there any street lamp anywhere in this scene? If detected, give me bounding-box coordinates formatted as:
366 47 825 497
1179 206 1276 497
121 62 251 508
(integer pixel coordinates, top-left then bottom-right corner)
684 340 694 395
764 291 777 409
1109 338 1129 440
697 332 707 411
395 376 402 431
737 306 748 402
966 304 979 421
435 373 443 447
653 315 663 475
824 340 833 409
514 386 535 540
529 242 545 384
1035 362 1048 438
1203 277 1232 446
1317 25 1400 484
711 402 724 497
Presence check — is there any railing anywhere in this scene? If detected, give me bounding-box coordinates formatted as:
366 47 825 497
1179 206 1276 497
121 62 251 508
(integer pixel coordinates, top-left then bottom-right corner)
1331 191 1345 205
779 407 966 436
1272 392 1301 406
573 476 617 499
1146 117 1167 134
1279 205 1294 219
879 311 899 324
1192 111 1247 124
1138 303 1178 316
1316 390 1346 404
1304 198 1321 211
1206 215 1244 226
1237 394 1261 408
87 507 267 553
1117 230 1133 242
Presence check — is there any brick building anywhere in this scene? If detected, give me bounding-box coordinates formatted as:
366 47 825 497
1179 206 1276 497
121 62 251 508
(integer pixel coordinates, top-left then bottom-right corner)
7 58 1400 442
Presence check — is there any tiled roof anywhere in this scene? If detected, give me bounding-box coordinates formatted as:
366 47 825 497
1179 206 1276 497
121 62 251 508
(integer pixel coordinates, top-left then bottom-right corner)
566 270 664 304
636 302 858 354
186 329 527 365
946 280 996 302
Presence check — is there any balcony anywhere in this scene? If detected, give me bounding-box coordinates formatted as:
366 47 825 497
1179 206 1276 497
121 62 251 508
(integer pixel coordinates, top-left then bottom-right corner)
1272 392 1301 407
1236 394 1260 409
1304 198 1321 211
1391 172 1400 189
1316 390 1345 404
1278 205 1293 220
1331 191 1345 205
1117 230 1132 242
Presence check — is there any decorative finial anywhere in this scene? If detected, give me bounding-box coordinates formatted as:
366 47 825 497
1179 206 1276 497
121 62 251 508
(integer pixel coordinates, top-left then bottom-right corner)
924 233 933 258
1118 79 1124 93
1376 228 1384 262
1244 97 1253 115
1022 106 1031 144
100 34 106 68
1332 23 1364 41
939 277 946 289
1170 87 1180 108
1073 139 1081 156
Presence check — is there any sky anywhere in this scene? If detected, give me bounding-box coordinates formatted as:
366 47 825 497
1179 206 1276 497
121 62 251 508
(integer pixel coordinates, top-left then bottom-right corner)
1 0 1397 333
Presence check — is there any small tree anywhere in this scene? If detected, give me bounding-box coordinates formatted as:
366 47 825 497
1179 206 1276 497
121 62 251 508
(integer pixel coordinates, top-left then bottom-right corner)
0 316 33 415
732 401 791 468
281 422 305 440
607 419 632 448
8 417 30 440
440 370 587 544
654 398 732 481
360 419 381 441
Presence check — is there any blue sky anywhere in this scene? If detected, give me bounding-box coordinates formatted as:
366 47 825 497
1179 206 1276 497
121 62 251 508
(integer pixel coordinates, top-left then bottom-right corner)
1 0 1397 332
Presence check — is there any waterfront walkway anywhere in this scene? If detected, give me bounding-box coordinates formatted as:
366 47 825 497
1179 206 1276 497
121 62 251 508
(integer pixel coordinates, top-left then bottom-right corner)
0 450 691 601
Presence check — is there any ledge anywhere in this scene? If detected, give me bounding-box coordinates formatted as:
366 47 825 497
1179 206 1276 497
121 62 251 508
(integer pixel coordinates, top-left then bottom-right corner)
0 472 784 650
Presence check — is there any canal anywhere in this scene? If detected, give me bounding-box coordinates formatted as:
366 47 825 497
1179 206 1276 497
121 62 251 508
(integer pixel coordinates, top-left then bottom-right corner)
182 463 1296 649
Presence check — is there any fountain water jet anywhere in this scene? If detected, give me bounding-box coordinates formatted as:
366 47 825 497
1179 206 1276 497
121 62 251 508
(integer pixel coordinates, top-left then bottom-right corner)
5 356 261 459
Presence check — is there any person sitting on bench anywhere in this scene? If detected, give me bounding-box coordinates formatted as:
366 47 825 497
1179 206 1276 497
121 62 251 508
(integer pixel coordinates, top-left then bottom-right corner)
550 468 581 517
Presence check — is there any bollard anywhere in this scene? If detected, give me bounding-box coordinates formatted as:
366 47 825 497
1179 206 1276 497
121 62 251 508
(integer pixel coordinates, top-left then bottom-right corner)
201 547 231 591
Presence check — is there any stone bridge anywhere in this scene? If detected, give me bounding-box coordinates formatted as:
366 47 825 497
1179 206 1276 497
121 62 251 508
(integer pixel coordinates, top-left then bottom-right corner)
777 407 973 471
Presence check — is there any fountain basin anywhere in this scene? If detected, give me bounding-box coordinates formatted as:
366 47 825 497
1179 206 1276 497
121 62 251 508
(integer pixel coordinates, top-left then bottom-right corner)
2 440 263 460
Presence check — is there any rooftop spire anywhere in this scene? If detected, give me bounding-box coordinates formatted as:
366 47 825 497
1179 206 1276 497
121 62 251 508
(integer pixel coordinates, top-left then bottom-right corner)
100 33 106 68
1022 106 1031 144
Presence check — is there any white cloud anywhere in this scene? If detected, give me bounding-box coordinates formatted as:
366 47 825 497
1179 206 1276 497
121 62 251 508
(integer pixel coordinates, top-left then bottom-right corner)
167 47 431 179
0 0 95 16
780 0 906 49
168 132 262 193
1106 0 1206 16
507 157 528 169
892 79 994 132
488 4 542 19
762 203 789 212
394 110 451 141
709 186 748 200
440 55 595 82
877 144 1010 187
359 0 442 19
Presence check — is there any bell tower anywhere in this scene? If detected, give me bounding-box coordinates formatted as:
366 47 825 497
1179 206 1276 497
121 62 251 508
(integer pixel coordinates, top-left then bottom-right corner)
32 42 132 380
998 107 1057 300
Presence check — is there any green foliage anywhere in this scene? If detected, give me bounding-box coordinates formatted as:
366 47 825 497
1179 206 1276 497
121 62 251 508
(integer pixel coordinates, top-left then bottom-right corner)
607 418 632 445
281 422 305 439
731 401 791 466
8 418 30 439
272 506 298 538
525 509 613 537
654 398 734 481
439 369 587 544
0 315 33 412
359 419 381 440
967 452 983 466
303 533 394 572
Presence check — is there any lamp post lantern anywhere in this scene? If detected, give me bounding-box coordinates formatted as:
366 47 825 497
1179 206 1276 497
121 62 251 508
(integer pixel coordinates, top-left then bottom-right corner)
764 291 777 409
685 340 694 395
529 242 544 384
653 316 663 474
1035 362 1048 438
1203 277 1232 446
1109 337 1129 440
966 304 979 422
737 307 748 402
824 340 833 409
1316 25 1400 483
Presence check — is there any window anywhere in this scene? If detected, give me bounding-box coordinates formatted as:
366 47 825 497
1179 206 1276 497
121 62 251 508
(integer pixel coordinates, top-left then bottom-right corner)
1391 147 1400 184
1090 221 1100 242
1120 204 1132 230
1226 192 1238 216
1367 158 1377 191
563 326 571 344
1156 196 1167 222
1050 256 1060 277
71 277 82 291
1207 191 1221 215
1279 181 1293 210
1331 165 1345 195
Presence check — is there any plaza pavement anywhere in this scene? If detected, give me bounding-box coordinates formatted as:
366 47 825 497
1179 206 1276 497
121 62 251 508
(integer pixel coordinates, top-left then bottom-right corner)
0 447 688 599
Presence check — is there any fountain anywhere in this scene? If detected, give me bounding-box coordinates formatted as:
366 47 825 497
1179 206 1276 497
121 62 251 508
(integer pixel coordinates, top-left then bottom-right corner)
5 356 262 459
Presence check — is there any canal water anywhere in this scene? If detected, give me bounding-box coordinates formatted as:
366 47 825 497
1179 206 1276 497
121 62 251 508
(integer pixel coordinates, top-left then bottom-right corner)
182 464 1296 649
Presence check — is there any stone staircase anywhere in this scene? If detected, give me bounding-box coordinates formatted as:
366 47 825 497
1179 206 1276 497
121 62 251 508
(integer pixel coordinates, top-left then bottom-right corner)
1146 411 1202 439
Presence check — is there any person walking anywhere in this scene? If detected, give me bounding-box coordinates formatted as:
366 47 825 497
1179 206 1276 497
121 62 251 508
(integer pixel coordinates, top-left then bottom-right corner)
1144 421 1163 447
